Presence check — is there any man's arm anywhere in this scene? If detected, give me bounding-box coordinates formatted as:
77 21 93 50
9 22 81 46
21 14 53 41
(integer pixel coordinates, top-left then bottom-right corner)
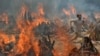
69 20 75 32
70 20 74 27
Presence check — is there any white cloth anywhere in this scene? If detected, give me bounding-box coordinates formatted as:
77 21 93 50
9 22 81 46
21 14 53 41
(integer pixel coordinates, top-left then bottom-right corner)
71 19 84 32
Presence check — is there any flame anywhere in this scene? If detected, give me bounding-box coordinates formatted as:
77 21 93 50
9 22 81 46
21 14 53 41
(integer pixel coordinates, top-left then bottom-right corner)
15 4 48 56
0 32 16 44
0 13 9 24
20 4 28 18
94 12 100 19
63 8 71 16
63 5 76 17
0 31 16 55
37 3 45 16
55 27 74 56
70 5 76 15
52 18 75 56
0 3 75 56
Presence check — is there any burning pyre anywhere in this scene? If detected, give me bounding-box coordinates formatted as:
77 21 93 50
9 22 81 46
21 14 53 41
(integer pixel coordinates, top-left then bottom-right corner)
0 3 100 56
0 3 74 56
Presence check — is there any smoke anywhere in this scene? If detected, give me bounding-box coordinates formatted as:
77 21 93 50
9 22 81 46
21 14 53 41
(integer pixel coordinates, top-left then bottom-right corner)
0 1 99 56
0 0 99 31
67 0 100 12
0 0 100 17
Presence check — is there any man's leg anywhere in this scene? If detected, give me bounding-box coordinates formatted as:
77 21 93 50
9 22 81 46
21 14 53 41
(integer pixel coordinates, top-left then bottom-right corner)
71 32 79 41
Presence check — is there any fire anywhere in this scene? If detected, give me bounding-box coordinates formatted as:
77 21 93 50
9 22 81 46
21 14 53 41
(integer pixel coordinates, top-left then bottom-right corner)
20 4 28 18
15 4 48 56
51 17 75 56
0 32 15 44
0 13 9 24
0 31 16 56
0 1 100 56
94 12 100 20
0 3 75 56
63 5 76 17
63 8 71 16
38 3 45 16
70 5 76 15
55 26 74 56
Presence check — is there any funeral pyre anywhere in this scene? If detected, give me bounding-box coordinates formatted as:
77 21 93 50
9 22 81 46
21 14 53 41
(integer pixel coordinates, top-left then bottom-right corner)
0 3 100 56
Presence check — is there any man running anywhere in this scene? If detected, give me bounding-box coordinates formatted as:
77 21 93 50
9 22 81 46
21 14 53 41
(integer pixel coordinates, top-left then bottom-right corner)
70 14 84 40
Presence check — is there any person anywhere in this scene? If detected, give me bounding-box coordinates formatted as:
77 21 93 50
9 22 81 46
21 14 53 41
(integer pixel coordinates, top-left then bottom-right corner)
70 14 84 40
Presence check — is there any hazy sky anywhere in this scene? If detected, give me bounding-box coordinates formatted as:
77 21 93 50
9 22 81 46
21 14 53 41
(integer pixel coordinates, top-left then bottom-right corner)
0 0 100 16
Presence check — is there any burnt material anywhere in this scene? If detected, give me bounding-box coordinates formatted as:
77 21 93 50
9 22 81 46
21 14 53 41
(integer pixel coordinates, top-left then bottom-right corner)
69 37 99 56
4 42 14 52
39 35 55 56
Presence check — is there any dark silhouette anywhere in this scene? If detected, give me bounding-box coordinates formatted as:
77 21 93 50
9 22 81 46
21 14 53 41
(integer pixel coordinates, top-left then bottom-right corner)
39 35 55 56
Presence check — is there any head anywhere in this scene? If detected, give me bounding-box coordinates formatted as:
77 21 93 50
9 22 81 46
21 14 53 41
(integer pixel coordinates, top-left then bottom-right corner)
77 14 82 20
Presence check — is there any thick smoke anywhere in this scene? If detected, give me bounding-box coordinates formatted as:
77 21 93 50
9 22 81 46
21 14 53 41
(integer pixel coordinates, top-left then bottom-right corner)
0 0 100 17
0 0 99 29
67 0 100 12
0 0 99 56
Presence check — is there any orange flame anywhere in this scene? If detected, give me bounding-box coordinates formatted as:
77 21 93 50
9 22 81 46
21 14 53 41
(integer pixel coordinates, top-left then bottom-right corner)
0 3 75 56
38 3 45 16
52 18 75 56
63 8 71 16
15 4 48 56
70 5 76 15
55 27 74 56
63 5 77 18
94 12 100 19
